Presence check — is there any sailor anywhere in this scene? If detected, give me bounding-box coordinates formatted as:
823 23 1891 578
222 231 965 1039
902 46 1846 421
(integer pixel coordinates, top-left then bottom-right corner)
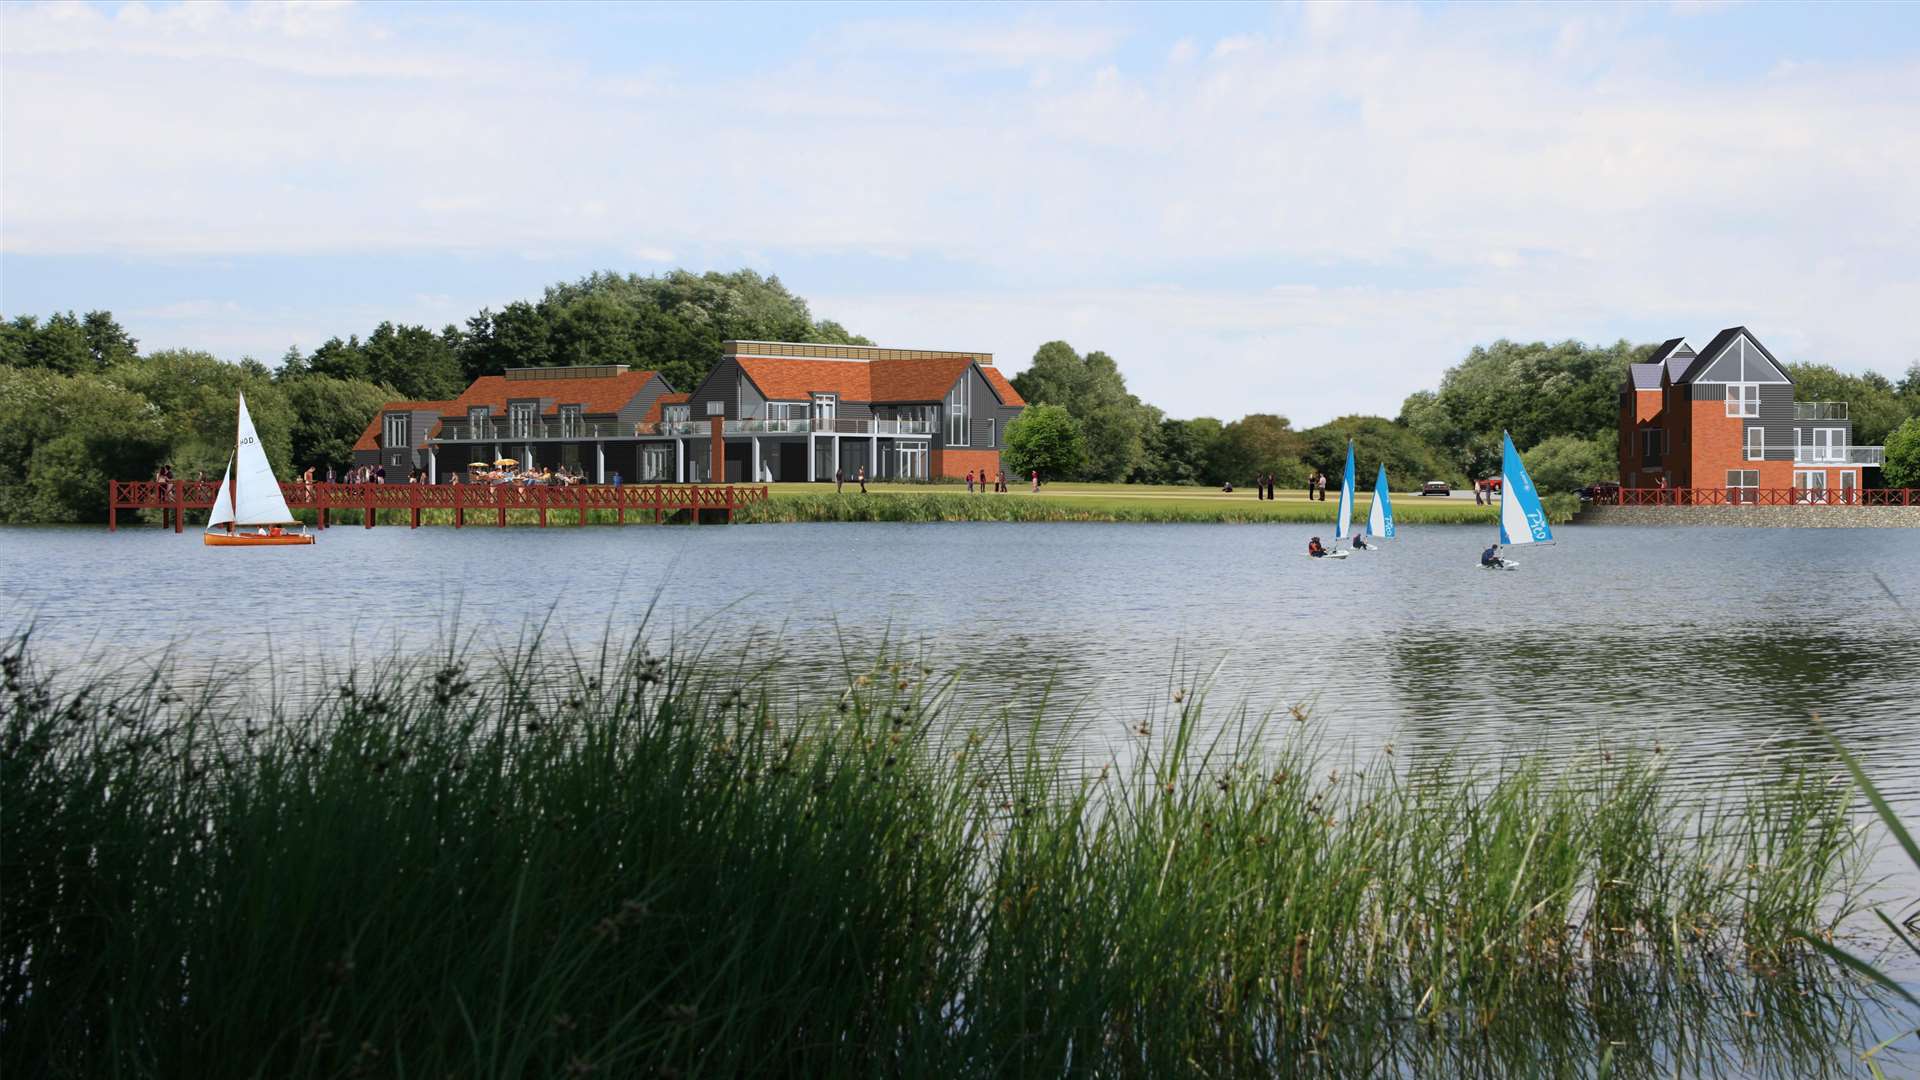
1481 543 1504 568
1308 537 1328 558
1351 534 1370 550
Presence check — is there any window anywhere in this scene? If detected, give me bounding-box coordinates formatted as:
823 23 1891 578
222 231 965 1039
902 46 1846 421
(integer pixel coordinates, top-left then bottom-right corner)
1640 428 1665 463
1794 470 1828 504
663 404 689 424
946 379 970 446
812 394 837 430
1725 383 1760 417
383 414 408 448
558 405 583 437
508 401 536 438
467 406 490 434
765 402 805 421
1726 469 1759 505
1744 426 1764 461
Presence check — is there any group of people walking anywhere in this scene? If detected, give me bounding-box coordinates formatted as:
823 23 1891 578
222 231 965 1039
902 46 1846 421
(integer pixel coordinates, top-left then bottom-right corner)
966 469 1010 493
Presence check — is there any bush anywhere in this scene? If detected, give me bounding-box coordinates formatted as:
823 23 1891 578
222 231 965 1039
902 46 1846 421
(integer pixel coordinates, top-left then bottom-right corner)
1882 416 1920 488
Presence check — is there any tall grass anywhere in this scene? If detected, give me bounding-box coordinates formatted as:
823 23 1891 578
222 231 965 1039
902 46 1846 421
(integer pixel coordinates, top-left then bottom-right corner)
0 634 1888 1078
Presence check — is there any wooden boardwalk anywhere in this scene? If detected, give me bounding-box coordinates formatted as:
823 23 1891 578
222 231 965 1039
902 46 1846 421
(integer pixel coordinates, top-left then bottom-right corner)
109 480 771 532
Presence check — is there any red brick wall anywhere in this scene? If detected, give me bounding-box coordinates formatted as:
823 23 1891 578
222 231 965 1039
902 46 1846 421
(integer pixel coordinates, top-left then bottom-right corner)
1667 387 1693 488
932 449 1003 481
1689 399 1745 487
1619 389 1666 484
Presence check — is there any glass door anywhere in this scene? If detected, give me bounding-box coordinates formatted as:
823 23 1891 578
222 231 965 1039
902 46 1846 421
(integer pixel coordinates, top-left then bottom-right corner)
1793 470 1826 504
1839 470 1856 504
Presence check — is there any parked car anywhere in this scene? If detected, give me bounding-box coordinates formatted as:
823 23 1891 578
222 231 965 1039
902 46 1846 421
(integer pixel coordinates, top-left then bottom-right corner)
1577 481 1621 502
1476 477 1503 494
1420 480 1451 497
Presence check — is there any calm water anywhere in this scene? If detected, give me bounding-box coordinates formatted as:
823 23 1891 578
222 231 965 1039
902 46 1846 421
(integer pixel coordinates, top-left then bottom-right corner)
5 521 1918 879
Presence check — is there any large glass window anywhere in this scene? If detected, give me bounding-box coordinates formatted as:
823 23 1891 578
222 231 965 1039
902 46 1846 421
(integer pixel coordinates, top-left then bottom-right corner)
508 402 536 438
384 414 408 448
1744 426 1764 461
558 405 583 437
1640 428 1664 462
1724 383 1759 417
467 406 490 436
946 379 969 445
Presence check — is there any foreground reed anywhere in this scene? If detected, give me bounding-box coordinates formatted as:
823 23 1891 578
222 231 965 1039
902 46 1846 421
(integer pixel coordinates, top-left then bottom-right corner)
0 634 1894 1078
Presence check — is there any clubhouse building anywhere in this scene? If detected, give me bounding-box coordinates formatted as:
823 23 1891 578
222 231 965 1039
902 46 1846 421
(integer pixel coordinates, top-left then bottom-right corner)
354 341 1026 483
1618 326 1884 499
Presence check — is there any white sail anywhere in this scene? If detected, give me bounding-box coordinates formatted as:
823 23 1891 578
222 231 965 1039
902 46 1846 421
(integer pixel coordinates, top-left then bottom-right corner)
206 454 237 528
1332 440 1356 539
206 393 297 529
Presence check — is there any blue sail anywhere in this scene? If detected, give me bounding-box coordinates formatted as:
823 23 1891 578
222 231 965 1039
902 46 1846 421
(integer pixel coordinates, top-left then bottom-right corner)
1368 463 1395 538
1498 431 1554 546
1333 440 1355 539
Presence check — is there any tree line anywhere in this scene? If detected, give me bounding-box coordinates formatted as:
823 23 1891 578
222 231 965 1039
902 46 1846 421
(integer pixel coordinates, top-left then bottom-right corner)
1002 338 1920 493
7 270 1920 523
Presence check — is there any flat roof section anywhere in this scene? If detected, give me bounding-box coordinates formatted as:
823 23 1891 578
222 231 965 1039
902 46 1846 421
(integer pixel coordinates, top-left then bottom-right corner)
723 340 992 365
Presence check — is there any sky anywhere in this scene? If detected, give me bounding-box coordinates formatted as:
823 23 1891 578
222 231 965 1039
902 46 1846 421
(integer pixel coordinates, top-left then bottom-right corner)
3 0 1918 424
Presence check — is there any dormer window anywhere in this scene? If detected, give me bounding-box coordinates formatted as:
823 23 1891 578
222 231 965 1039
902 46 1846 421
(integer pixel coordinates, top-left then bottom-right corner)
558 404 583 436
664 404 689 423
383 413 408 448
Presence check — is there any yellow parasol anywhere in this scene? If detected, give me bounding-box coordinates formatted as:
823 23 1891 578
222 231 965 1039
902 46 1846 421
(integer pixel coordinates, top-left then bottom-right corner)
468 461 492 468
494 458 518 466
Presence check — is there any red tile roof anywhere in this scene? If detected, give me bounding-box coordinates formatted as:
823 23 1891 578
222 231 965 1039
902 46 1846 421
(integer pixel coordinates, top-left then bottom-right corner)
978 366 1025 406
641 392 690 423
442 370 660 418
353 400 451 452
735 356 1020 404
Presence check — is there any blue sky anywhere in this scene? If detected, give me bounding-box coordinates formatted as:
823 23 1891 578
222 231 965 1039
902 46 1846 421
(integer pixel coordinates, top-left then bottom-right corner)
4 1 1918 423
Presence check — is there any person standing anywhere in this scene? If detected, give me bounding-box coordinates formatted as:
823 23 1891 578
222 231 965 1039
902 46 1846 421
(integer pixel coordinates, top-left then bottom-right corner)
1305 472 1317 500
835 466 844 494
1315 471 1327 502
966 469 975 493
1031 469 1040 493
856 465 867 494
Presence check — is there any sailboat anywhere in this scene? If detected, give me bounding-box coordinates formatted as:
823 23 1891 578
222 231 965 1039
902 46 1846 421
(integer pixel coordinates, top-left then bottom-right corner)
1311 440 1355 559
1484 431 1550 570
1366 463 1395 542
204 392 313 547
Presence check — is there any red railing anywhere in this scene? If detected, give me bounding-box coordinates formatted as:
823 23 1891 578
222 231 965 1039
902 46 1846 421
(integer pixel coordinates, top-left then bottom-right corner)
1608 487 1914 507
109 481 771 532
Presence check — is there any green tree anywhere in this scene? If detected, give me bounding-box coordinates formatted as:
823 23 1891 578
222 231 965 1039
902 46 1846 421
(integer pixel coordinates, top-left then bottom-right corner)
0 368 168 523
107 350 296 483
1009 342 1158 481
1881 417 1920 489
1143 417 1223 485
1002 404 1086 482
1300 415 1465 489
1520 432 1615 494
361 322 464 401
283 375 400 475
82 311 140 369
1398 338 1651 474
1208 414 1307 488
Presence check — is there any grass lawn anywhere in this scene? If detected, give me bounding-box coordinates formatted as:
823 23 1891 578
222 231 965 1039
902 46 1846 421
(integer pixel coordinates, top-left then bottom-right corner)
761 480 1503 522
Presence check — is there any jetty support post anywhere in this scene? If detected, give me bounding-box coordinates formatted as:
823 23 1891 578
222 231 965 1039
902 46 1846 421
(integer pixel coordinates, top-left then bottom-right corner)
108 482 117 532
173 482 184 533
577 487 587 526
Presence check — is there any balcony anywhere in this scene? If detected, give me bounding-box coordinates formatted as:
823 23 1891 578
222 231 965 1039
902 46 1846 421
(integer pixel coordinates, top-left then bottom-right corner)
1794 401 1848 420
435 420 626 442
1793 445 1883 466
657 418 936 437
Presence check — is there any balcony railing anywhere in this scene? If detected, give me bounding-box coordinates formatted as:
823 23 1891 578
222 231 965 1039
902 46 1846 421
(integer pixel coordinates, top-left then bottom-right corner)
1794 445 1883 465
435 417 941 441
1794 401 1849 420
436 421 625 442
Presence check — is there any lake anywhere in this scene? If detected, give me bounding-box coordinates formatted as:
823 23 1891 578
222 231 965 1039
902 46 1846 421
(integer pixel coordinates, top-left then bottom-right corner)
5 520 1918 894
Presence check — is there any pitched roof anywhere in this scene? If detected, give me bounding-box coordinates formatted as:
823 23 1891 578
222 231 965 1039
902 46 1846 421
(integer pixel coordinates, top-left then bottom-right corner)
733 356 1004 403
353 400 451 452
979 366 1025 406
1675 326 1784 384
1627 363 1665 390
442 370 660 417
641 392 690 424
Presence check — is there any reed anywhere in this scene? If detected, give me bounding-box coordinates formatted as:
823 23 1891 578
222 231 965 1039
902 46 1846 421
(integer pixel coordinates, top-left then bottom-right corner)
0 634 1886 1079
737 492 1556 525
